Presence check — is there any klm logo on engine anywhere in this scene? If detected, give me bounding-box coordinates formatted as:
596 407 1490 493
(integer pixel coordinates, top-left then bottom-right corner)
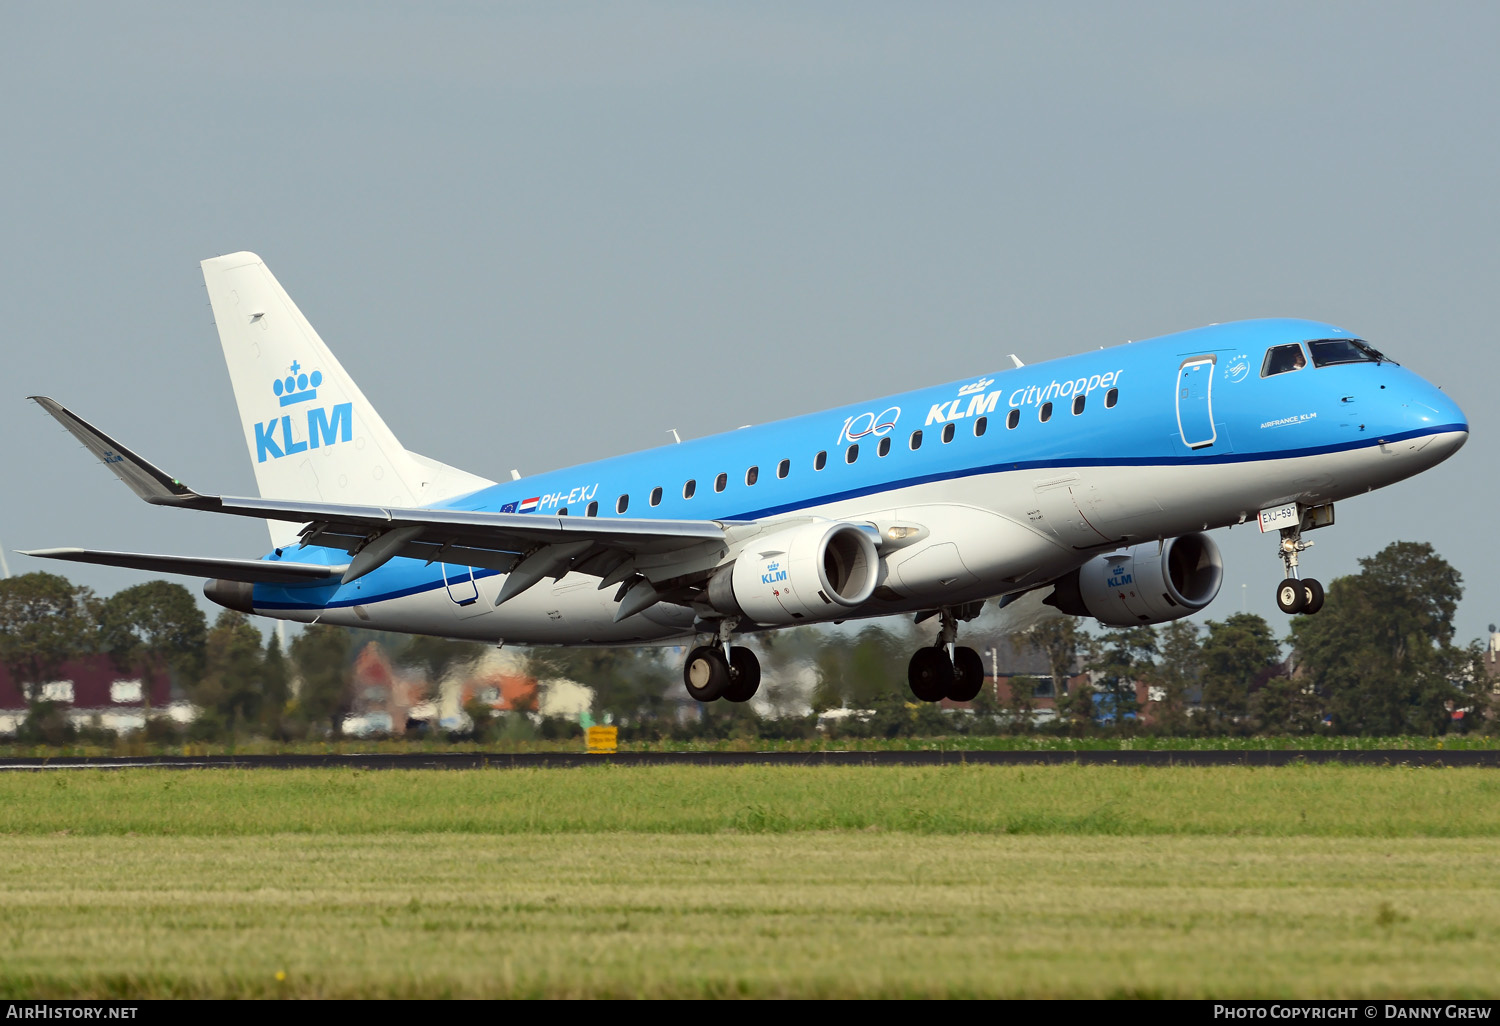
761 561 788 585
1106 563 1133 588
256 361 352 463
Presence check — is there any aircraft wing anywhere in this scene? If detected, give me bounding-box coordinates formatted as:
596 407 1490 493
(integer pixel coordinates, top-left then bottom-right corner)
18 548 344 584
30 396 744 606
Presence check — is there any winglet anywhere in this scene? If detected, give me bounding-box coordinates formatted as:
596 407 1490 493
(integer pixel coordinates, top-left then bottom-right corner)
29 396 204 506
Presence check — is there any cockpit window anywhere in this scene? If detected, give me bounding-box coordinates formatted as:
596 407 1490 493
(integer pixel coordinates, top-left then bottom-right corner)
1308 338 1394 367
1261 344 1307 377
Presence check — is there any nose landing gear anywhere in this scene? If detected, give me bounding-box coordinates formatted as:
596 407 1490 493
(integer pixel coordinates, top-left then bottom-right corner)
906 605 987 703
1274 522 1325 615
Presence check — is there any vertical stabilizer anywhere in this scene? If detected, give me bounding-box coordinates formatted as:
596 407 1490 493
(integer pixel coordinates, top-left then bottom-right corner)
201 252 494 547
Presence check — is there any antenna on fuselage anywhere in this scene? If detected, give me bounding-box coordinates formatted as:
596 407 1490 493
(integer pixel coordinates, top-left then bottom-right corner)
667 429 681 444
1008 355 1024 368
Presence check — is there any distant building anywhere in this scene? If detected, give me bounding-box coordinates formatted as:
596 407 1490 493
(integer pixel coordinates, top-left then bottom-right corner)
0 657 185 736
341 642 542 736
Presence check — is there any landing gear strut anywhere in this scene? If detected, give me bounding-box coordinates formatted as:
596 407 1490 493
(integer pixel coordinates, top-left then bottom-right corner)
1274 522 1325 615
682 620 761 703
906 605 986 703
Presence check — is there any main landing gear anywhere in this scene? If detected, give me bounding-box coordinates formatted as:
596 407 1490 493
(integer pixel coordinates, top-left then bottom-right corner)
682 621 761 703
907 606 987 704
1274 521 1325 615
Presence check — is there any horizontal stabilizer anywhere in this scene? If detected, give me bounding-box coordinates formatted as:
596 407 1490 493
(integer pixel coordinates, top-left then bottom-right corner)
20 548 344 584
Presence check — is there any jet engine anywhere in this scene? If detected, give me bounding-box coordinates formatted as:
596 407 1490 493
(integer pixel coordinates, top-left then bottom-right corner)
1046 533 1223 627
708 521 879 626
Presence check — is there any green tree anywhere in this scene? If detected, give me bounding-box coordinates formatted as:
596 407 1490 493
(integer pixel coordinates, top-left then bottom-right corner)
1003 674 1038 733
1147 619 1201 734
0 572 97 706
1087 626 1156 727
1249 673 1321 734
260 632 291 737
192 610 265 736
1290 542 1467 735
290 624 353 736
968 670 1003 731
842 626 909 708
808 624 915 712
97 580 207 703
1199 613 1281 732
1025 618 1085 703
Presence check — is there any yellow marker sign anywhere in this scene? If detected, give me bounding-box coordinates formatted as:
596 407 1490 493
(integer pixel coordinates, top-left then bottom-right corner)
586 726 618 754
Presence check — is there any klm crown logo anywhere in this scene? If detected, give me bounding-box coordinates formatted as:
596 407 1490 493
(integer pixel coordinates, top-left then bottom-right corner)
272 361 324 407
256 359 353 463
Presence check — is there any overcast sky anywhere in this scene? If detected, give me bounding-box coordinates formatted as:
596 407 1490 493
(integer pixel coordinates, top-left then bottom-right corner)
3 2 1496 647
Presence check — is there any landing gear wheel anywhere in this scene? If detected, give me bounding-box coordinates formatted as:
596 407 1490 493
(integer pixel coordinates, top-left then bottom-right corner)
723 647 762 703
683 646 731 702
1301 578 1325 615
908 647 954 703
1276 578 1306 614
948 646 986 703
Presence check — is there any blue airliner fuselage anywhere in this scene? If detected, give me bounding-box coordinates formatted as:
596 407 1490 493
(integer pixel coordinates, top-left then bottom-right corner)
29 252 1468 705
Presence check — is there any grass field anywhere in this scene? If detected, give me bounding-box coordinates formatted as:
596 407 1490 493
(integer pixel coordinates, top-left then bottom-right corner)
1 765 1498 998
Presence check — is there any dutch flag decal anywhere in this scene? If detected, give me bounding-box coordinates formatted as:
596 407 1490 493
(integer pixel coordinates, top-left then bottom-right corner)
519 497 541 513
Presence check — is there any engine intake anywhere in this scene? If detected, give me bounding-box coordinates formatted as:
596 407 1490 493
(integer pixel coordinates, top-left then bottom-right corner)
709 521 879 626
1046 533 1223 627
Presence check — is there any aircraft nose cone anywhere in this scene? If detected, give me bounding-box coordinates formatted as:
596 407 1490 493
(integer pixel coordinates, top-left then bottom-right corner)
1399 384 1467 467
1405 387 1468 436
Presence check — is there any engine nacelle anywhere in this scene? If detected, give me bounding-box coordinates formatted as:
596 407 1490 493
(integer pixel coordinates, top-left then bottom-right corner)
1047 533 1223 627
708 521 880 626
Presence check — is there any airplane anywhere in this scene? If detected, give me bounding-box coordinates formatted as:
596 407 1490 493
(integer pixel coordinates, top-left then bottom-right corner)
24 252 1468 704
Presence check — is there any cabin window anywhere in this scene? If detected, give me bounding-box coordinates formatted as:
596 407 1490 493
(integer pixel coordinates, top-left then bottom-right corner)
683 479 696 499
715 472 728 492
616 494 629 514
815 450 827 470
846 444 859 464
649 486 663 507
1006 408 1020 430
941 423 955 444
974 416 987 437
777 459 790 479
910 430 923 450
586 501 598 517
1072 394 1086 416
1105 388 1118 408
558 507 568 516
1261 343 1308 377
1039 402 1053 423
745 466 759 486
1308 338 1391 367
877 436 891 457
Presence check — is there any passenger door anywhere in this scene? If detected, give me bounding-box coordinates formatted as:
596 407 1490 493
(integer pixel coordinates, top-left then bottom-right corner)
1176 356 1217 450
